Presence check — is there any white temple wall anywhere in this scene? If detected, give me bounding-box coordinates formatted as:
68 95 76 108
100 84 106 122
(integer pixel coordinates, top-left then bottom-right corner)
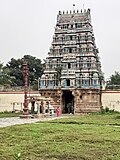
0 92 39 112
102 91 120 112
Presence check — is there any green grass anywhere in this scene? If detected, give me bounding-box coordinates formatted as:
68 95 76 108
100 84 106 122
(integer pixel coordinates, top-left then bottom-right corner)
51 113 120 126
0 111 22 118
0 113 120 160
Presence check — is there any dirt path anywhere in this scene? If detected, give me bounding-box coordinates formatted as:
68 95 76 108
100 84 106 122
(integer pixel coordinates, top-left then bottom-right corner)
0 116 67 128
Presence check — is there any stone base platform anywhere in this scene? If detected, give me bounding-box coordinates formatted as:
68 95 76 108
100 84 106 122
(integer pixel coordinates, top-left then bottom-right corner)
19 114 35 119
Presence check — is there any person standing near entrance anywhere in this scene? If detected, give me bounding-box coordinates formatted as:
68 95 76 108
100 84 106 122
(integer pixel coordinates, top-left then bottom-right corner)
31 98 35 114
67 103 71 113
56 106 61 117
67 103 73 114
70 104 73 114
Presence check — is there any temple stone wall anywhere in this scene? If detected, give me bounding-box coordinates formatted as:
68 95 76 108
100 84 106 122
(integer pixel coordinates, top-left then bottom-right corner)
39 89 100 114
72 89 100 114
39 89 61 109
1 90 120 113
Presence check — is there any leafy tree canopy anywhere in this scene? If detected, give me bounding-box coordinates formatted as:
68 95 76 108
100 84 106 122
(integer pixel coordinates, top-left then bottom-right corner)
6 55 44 86
0 61 14 86
108 71 120 85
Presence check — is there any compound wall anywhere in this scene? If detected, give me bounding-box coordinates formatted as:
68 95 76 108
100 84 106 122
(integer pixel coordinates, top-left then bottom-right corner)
102 91 120 112
0 91 120 112
0 92 39 112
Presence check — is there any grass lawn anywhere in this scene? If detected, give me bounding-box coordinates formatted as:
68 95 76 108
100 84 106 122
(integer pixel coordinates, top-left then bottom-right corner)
0 111 22 118
0 113 120 160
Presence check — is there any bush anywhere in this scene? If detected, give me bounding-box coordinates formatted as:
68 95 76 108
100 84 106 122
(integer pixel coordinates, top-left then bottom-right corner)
100 106 119 114
105 107 109 112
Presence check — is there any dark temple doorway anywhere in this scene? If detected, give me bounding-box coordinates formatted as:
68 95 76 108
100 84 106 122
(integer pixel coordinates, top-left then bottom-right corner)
62 90 74 114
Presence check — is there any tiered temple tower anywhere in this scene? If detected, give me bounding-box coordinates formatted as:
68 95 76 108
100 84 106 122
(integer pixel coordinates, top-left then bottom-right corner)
39 9 103 114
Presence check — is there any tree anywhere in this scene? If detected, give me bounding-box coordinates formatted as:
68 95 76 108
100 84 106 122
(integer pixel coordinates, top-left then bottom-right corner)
0 62 13 86
108 71 120 85
0 62 4 85
6 55 44 86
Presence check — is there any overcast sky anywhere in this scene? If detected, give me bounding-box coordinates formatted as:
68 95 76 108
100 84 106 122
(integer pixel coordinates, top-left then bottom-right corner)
0 0 120 79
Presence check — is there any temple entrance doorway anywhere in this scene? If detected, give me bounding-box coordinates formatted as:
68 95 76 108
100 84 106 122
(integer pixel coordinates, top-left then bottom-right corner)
62 90 74 114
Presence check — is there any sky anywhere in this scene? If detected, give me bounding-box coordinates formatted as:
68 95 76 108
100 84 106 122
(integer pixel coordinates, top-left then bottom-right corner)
0 0 120 79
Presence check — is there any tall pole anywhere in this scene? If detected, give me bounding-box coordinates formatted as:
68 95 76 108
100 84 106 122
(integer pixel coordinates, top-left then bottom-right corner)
23 62 28 115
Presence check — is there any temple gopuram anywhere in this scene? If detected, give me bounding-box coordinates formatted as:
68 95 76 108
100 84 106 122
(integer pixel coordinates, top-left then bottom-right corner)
39 9 103 114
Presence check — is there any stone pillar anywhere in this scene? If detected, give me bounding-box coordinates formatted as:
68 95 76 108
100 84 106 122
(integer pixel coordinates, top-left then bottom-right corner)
23 62 28 115
59 90 63 113
37 103 40 115
42 101 46 114
72 90 76 114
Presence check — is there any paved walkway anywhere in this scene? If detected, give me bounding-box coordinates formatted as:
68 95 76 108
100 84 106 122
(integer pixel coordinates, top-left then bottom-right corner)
0 116 66 128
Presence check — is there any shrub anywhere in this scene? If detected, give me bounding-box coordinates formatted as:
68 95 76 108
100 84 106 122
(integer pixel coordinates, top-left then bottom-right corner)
105 107 109 112
100 106 120 114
